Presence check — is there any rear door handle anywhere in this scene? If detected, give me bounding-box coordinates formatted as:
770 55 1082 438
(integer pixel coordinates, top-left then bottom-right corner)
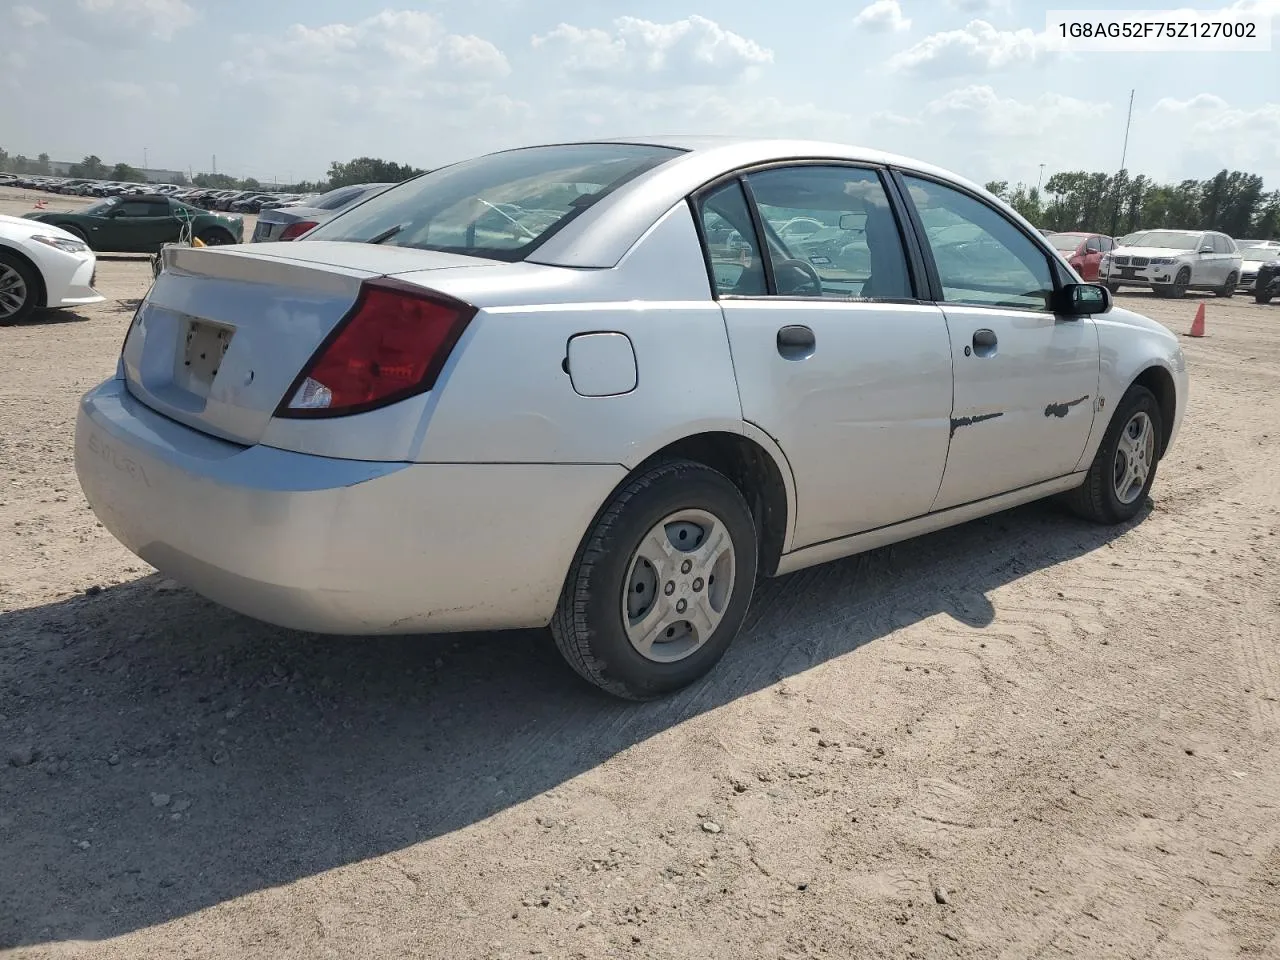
777 324 815 360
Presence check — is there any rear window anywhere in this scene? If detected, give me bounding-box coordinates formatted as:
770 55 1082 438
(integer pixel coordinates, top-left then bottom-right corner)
305 143 684 261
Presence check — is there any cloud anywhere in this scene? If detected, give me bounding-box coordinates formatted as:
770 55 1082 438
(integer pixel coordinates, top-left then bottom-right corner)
924 85 1105 138
945 0 1013 13
1153 94 1231 113
76 0 196 39
531 15 773 85
13 5 48 27
1150 95 1280 178
237 11 509 83
889 20 1058 76
852 0 912 33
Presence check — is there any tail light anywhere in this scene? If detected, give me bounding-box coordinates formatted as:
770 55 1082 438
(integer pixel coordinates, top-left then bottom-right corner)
274 278 476 419
279 220 318 241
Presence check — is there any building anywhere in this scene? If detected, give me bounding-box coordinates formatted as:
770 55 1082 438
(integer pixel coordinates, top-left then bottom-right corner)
47 160 185 183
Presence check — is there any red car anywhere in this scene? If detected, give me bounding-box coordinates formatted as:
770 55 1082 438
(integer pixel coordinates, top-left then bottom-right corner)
1046 231 1115 282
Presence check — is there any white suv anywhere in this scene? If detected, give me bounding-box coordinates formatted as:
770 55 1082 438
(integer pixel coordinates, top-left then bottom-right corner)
1101 229 1243 299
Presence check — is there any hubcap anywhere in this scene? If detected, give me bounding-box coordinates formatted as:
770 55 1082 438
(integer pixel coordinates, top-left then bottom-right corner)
622 508 736 663
1113 411 1155 505
0 263 29 319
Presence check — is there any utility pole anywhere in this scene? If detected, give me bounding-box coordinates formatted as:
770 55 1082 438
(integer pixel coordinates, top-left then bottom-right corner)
212 154 217 176
1109 89 1136 239
1037 163 1046 192
143 147 148 170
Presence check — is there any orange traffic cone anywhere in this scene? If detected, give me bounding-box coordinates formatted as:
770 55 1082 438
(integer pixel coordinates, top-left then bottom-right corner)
1187 302 1206 338
31 199 47 209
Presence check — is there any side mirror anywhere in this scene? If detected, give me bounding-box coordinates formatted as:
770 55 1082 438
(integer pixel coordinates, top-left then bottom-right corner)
1054 282 1111 317
1199 245 1214 254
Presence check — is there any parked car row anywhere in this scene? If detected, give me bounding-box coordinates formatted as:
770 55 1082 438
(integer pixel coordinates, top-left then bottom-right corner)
1042 227 1279 299
0 173 315 214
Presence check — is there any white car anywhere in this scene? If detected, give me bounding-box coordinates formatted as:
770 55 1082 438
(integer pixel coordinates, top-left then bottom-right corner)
0 214 104 324
1100 228 1242 298
74 137 1187 700
1235 240 1280 291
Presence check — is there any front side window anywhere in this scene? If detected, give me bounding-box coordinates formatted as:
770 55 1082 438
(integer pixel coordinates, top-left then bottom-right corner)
743 165 913 299
306 143 683 261
696 181 766 296
902 174 1055 312
116 200 164 217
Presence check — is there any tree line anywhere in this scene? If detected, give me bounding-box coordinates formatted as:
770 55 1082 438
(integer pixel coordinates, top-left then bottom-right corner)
986 168 1280 240
2 148 426 195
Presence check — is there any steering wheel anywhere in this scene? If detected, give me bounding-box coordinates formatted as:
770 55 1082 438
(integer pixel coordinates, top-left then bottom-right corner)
774 258 823 296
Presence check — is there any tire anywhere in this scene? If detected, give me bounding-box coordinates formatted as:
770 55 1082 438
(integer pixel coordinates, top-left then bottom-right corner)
1216 272 1237 298
0 250 40 325
1063 384 1163 525
1158 267 1191 299
197 228 235 246
550 459 759 700
1105 282 1121 295
1256 285 1275 305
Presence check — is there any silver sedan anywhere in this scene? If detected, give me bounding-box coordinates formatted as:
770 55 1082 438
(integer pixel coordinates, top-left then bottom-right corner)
75 137 1188 699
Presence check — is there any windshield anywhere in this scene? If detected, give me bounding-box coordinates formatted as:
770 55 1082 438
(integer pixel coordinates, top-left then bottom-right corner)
1121 230 1200 250
82 197 120 216
306 143 684 260
1047 233 1085 252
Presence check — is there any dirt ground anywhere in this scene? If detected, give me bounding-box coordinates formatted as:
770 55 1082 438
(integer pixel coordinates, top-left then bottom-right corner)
2 182 1279 959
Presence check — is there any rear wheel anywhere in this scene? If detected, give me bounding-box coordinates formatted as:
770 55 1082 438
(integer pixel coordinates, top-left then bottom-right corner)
1216 272 1237 298
0 251 39 325
550 459 758 700
1063 384 1163 525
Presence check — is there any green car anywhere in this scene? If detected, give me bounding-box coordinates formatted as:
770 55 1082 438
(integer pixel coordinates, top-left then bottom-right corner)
24 194 244 253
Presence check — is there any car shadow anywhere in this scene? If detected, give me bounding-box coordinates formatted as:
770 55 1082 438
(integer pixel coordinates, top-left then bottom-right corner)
1 308 92 327
0 498 1146 947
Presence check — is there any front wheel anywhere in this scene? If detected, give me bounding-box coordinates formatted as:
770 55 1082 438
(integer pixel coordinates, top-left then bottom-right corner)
1156 267 1191 299
0 251 40 325
1105 282 1121 295
1256 281 1275 305
1063 384 1163 525
1216 272 1237 298
550 459 759 700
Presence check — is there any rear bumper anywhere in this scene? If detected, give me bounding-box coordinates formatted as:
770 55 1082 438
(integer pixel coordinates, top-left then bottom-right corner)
75 378 625 634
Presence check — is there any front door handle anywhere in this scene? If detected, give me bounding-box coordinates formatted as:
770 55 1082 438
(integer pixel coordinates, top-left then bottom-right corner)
970 328 997 358
777 324 815 361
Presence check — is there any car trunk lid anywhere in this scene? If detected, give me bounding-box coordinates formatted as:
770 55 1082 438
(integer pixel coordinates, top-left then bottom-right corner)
120 244 497 446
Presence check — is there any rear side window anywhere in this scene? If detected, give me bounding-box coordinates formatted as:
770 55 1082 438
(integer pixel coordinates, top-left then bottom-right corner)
745 166 914 300
307 143 684 261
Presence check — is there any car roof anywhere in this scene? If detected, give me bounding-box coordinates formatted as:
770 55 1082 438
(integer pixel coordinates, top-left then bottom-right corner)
522 136 1004 268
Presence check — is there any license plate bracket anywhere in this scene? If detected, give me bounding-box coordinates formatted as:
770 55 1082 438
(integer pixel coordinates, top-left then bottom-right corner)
175 319 234 397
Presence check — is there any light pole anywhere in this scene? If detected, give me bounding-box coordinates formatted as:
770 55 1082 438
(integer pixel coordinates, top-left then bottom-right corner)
1037 163 1046 192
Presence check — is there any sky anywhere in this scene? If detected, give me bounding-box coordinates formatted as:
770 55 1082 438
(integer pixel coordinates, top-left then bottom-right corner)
2 0 1278 189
